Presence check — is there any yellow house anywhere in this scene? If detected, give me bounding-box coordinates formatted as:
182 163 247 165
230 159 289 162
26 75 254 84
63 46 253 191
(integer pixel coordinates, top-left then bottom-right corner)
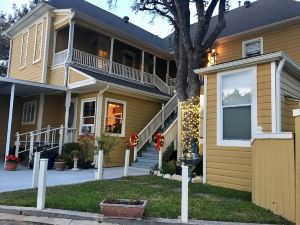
1 0 178 168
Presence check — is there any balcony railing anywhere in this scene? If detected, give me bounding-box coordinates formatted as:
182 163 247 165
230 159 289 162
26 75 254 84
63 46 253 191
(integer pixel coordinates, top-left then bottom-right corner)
70 49 174 95
52 49 68 66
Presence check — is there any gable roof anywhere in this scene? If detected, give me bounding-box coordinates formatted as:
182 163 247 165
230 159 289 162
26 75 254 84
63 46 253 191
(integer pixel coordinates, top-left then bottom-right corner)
46 0 171 53
165 0 300 45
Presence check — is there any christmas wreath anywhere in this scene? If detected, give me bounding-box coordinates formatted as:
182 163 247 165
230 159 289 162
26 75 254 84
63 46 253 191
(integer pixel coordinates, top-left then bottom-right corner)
154 132 164 151
129 133 139 150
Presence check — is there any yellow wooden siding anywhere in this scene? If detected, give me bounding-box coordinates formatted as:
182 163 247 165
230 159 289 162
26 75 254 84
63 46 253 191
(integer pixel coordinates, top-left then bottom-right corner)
41 95 65 128
9 17 48 82
76 91 162 166
53 14 70 30
252 138 295 223
69 69 89 84
282 99 299 132
47 67 65 86
215 21 300 64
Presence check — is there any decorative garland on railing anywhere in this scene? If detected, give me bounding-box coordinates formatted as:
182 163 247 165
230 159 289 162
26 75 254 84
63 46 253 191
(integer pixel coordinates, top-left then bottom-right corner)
129 133 139 150
154 132 164 151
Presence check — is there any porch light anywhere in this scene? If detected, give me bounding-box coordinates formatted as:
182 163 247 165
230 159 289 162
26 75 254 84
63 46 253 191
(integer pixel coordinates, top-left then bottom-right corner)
207 48 217 67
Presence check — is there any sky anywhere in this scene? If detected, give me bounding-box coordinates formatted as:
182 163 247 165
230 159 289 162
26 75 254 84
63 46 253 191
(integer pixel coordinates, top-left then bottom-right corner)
0 0 286 38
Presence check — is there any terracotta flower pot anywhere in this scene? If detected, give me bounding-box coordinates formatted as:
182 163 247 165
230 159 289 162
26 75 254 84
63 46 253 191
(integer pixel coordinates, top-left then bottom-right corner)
6 162 18 171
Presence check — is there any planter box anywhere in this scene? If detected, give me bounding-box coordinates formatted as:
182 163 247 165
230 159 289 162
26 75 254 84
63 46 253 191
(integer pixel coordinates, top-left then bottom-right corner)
100 199 147 219
54 162 66 171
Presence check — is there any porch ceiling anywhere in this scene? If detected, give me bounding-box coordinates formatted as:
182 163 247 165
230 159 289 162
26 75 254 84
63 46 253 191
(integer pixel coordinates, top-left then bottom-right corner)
0 77 67 97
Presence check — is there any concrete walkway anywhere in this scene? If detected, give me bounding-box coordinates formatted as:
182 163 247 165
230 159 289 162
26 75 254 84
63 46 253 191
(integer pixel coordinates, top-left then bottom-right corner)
0 162 149 193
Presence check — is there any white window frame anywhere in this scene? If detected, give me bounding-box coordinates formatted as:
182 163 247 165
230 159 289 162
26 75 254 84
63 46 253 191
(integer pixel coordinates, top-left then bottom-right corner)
79 97 97 135
217 66 257 147
22 101 37 125
33 21 44 64
242 37 263 58
19 30 29 69
104 98 127 137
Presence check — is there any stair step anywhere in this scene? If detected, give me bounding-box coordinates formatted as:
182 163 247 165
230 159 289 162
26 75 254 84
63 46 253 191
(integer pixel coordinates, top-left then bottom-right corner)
137 158 158 164
141 153 158 158
132 161 157 166
138 156 158 161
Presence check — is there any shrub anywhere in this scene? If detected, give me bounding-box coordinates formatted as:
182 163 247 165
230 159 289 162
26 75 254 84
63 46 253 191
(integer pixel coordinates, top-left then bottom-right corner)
162 160 176 175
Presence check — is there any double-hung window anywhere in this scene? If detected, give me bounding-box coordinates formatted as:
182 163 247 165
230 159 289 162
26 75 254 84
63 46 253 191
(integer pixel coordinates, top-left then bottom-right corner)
104 98 126 137
80 98 96 134
22 101 37 124
217 67 257 147
243 38 263 58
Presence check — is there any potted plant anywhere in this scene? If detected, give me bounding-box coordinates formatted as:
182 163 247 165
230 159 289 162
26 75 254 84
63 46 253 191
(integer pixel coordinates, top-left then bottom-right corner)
71 150 80 160
5 155 19 171
54 156 66 171
100 199 147 219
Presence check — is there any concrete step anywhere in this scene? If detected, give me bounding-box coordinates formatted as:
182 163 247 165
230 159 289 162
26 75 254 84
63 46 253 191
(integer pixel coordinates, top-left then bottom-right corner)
131 163 154 169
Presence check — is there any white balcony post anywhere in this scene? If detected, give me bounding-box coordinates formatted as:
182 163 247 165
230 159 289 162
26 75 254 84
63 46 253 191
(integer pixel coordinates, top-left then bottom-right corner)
32 152 41 188
67 21 75 62
29 132 34 162
58 125 64 156
181 165 189 223
153 55 156 75
141 50 145 83
109 38 114 74
15 132 20 157
4 84 15 168
166 60 170 84
161 104 165 129
37 159 48 210
46 125 50 145
95 149 104 180
64 91 71 143
124 149 130 176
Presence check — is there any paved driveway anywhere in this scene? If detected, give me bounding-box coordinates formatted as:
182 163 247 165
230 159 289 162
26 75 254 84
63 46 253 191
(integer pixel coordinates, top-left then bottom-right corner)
0 162 149 193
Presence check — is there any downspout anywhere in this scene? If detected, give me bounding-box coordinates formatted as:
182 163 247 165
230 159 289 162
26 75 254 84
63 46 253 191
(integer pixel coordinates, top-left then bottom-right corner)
275 58 286 132
95 85 110 138
64 11 75 87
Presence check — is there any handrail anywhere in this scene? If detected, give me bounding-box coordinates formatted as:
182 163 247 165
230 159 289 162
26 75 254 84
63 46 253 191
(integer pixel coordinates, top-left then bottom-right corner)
161 118 178 153
137 94 178 152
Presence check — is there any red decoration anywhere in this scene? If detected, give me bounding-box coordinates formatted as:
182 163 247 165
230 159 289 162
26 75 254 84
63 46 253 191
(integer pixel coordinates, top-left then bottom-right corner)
154 133 164 151
129 133 139 150
6 155 19 162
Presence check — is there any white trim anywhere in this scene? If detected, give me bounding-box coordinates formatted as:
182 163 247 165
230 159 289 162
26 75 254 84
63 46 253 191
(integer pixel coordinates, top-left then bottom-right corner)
202 75 207 184
32 21 44 64
22 100 38 125
217 66 257 148
70 97 78 129
271 62 277 132
36 94 45 131
252 132 293 143
42 14 52 83
293 109 300 117
79 97 97 135
19 30 29 69
95 85 110 137
6 39 12 77
53 9 73 14
177 100 181 161
104 98 127 137
68 79 97 89
242 37 263 58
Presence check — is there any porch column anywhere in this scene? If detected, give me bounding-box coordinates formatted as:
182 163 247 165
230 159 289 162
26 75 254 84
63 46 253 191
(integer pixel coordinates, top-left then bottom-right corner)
153 55 156 75
141 50 145 83
36 94 45 143
64 91 72 143
166 60 170 84
64 20 75 87
4 84 15 167
109 38 115 74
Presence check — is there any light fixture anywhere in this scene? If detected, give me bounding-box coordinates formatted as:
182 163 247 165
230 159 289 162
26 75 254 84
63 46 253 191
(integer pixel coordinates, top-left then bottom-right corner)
207 48 217 67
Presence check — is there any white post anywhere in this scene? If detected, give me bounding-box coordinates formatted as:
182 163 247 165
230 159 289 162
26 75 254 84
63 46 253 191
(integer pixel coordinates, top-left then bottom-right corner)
32 152 41 188
166 60 170 83
158 150 163 170
4 84 15 168
181 165 189 223
58 125 64 156
64 91 71 144
95 149 104 180
153 55 156 76
15 132 20 157
37 159 48 210
29 132 34 162
124 149 130 177
161 104 165 129
109 38 114 74
141 50 145 83
133 146 138 162
46 125 50 145
177 101 181 161
36 94 45 143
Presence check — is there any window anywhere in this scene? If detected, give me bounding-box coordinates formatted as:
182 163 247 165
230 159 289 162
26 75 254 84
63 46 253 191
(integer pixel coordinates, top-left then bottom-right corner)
104 98 126 136
243 38 263 58
217 67 257 147
33 22 43 63
20 31 29 68
22 101 37 124
80 98 96 134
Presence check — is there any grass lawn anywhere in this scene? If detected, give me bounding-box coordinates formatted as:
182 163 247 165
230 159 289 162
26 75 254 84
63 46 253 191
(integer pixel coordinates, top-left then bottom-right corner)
0 175 290 224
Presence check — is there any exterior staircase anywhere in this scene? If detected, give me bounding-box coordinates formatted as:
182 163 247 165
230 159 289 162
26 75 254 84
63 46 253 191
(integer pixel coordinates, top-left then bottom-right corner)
131 142 158 169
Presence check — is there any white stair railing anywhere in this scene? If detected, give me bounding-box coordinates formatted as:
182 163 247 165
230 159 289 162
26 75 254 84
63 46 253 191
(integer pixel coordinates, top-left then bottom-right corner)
137 94 178 152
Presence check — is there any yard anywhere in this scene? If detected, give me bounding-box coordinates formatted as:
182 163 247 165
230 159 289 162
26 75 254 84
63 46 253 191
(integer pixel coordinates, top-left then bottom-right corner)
0 176 290 224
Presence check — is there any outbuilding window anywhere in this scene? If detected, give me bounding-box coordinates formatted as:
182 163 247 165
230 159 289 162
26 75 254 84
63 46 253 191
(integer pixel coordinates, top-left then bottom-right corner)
217 67 257 147
22 101 37 124
80 98 96 134
243 38 263 58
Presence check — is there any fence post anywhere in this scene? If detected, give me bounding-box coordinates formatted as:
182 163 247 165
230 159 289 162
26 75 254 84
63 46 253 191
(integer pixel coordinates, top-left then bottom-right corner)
124 149 130 177
133 146 138 162
58 125 64 156
161 104 165 129
293 109 300 225
37 159 48 210
181 165 189 223
159 150 163 171
46 125 50 145
95 149 104 180
15 132 20 157
29 132 34 162
32 152 41 188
